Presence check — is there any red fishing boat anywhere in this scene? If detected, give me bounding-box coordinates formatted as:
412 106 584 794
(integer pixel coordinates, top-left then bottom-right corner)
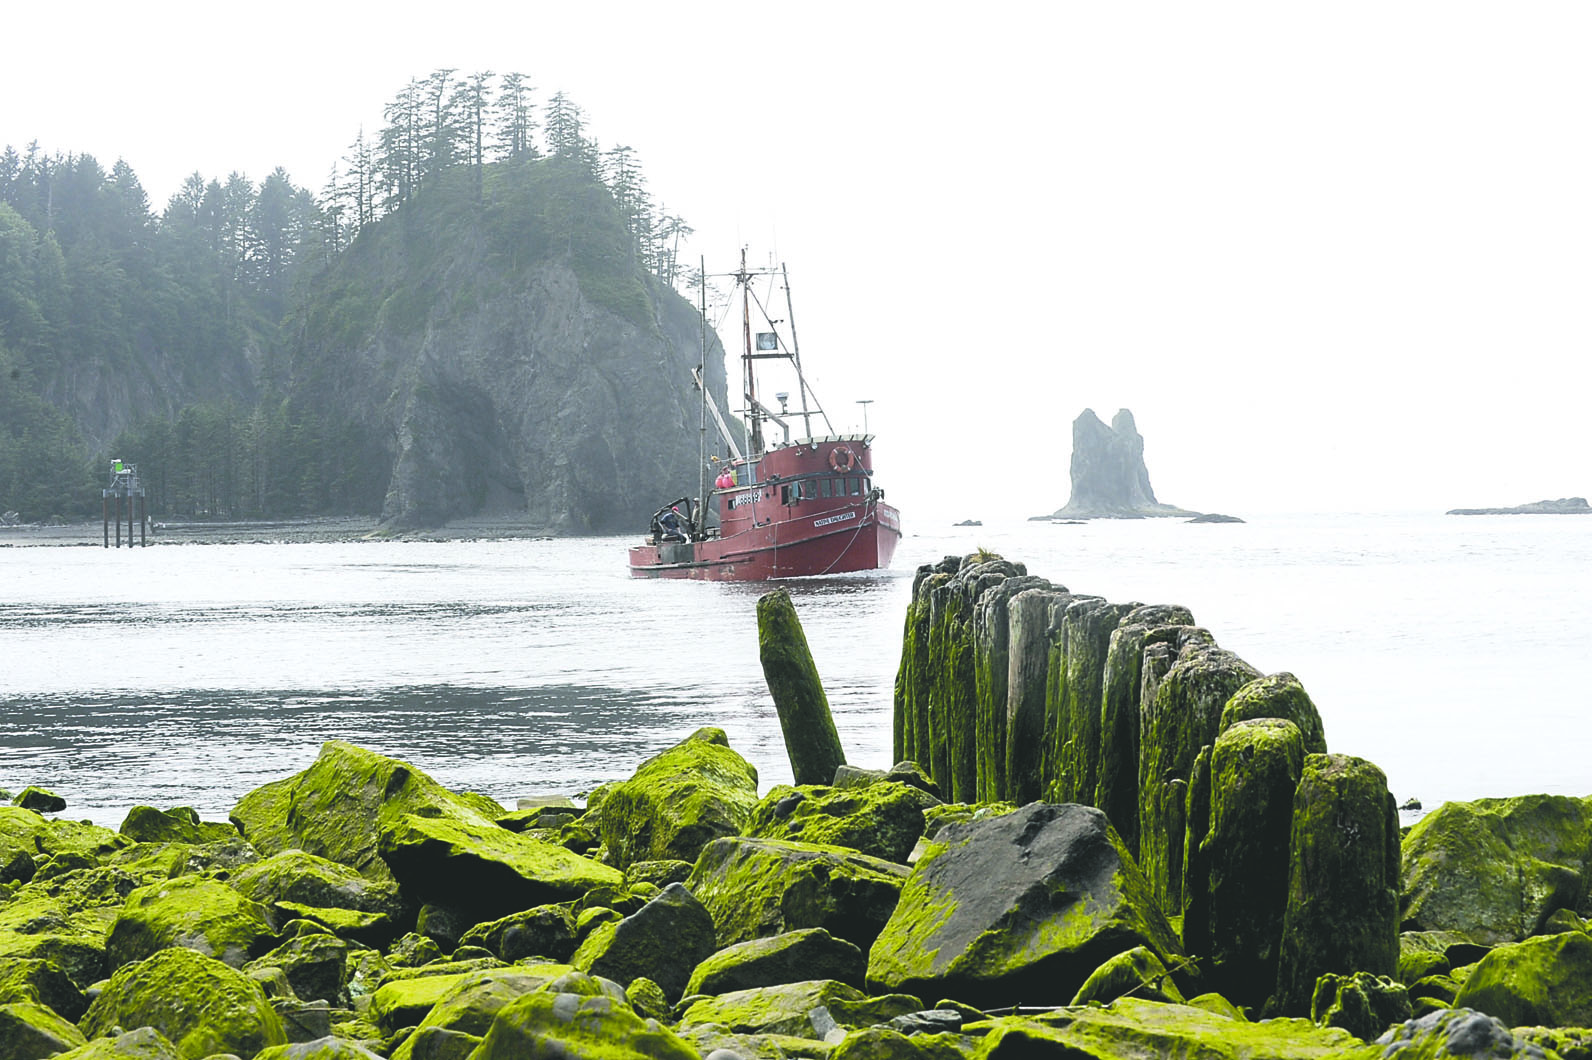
628 255 902 580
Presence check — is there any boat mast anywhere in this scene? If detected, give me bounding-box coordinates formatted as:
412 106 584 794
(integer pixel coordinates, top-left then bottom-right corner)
695 256 708 537
781 263 816 439
740 249 763 456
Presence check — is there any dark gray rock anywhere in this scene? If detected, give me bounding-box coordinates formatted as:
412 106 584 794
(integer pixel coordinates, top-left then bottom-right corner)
1045 409 1198 519
684 927 865 997
1376 1007 1554 1059
569 882 716 1002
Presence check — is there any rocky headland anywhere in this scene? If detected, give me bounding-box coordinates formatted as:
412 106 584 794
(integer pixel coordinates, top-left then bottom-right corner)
1 558 1588 1059
1036 409 1205 521
1447 497 1591 516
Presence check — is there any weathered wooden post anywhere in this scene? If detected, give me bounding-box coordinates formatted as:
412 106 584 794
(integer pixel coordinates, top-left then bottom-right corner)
757 587 846 786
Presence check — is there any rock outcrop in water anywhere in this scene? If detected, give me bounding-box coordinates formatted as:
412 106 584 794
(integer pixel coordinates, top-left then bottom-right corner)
1446 497 1591 516
1042 408 1199 519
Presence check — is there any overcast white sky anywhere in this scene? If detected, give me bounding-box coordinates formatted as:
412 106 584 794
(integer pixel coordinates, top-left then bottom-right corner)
3 2 1588 523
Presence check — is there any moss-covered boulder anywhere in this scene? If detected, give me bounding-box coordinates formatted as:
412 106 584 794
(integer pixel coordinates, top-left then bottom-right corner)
597 727 760 871
80 945 287 1059
12 787 66 814
378 811 622 922
104 874 277 971
758 588 849 787
229 740 503 883
229 849 403 923
244 931 349 1006
831 1026 975 1059
469 988 698 1060
1272 754 1401 1017
1201 717 1308 1010
1401 794 1592 946
116 807 238 845
688 836 909 950
0 956 88 1021
1311 971 1412 1042
1397 930 1489 986
50 1027 181 1060
256 1039 387 1060
968 997 1375 1058
1451 929 1592 1028
1070 944 1185 1006
744 781 940 864
386 964 580 1060
679 979 919 1039
0 878 120 988
685 927 865 997
0 999 87 1058
1373 1007 1555 1059
457 903 578 963
867 802 1182 1010
569 882 714 1001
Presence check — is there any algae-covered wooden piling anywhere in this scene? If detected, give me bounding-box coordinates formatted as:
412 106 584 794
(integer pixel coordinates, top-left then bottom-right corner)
756 588 846 786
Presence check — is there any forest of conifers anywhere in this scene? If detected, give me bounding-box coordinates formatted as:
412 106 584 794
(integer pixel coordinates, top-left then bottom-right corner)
0 70 689 523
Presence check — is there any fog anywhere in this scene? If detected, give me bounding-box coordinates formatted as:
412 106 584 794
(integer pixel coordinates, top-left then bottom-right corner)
5 2 1588 525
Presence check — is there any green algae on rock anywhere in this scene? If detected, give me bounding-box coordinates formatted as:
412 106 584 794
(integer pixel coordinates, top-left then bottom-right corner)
256 1037 388 1059
1452 929 1592 1029
49 1026 182 1060
743 781 940 864
230 849 404 921
1217 672 1328 753
688 835 909 950
0 998 87 1057
81 945 287 1059
867 802 1182 1010
385 964 581 1060
678 978 919 1039
1310 971 1412 1042
757 587 848 787
457 902 578 963
117 806 239 846
0 955 88 1021
1272 754 1401 1018
469 988 699 1060
569 882 715 1001
1401 793 1592 947
104 874 277 972
685 927 865 998
597 727 760 871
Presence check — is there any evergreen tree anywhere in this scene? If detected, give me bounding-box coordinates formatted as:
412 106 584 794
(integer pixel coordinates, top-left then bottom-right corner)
493 72 537 162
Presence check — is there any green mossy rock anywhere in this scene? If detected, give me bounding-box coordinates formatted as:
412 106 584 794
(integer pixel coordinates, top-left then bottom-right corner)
117 806 238 845
1452 929 1592 1028
12 787 66 814
624 859 693 889
1203 717 1308 1010
378 810 624 920
229 740 500 883
256 1038 387 1059
104 874 277 971
457 903 578 963
244 932 349 1006
744 782 940 864
758 588 848 787
81 945 288 1059
679 979 904 1038
1272 754 1401 1018
1217 673 1328 753
569 882 715 1001
470 989 698 1060
867 803 1182 1010
1311 971 1412 1042
688 836 909 950
271 901 393 947
0 999 87 1058
370 970 478 1036
50 1026 181 1060
598 727 760 871
1136 639 1257 915
685 927 865 997
832 1026 974 1059
386 964 580 1060
1401 794 1592 946
230 849 404 921
1372 1007 1555 1058
0 882 117 989
0 955 87 1021
1397 930 1489 986
1069 944 1185 1006
970 998 1375 1059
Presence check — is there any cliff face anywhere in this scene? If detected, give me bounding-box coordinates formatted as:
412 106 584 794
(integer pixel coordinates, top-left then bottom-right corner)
1049 408 1194 519
286 161 727 532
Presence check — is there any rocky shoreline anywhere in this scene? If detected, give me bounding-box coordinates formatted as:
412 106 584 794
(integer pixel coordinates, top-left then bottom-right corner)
0 554 1587 1059
0 516 562 548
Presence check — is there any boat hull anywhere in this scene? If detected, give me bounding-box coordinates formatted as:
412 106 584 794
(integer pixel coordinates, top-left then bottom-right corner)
629 501 901 581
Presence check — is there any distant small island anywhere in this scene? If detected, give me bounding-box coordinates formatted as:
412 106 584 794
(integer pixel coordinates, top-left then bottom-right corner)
1031 409 1219 521
1446 497 1590 516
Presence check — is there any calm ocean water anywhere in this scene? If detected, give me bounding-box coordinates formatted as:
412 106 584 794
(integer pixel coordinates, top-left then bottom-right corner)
1 512 1587 828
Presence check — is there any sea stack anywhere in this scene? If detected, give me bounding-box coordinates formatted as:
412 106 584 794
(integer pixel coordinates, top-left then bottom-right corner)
1046 409 1196 519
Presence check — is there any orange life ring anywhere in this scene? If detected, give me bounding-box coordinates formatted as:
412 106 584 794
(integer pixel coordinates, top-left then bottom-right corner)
829 445 856 473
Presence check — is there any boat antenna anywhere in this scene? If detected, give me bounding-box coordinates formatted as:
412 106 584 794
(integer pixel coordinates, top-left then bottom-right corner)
781 263 817 439
696 255 708 538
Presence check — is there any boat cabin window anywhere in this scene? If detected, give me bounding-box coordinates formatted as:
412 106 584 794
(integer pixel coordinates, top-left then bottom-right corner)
820 478 833 498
